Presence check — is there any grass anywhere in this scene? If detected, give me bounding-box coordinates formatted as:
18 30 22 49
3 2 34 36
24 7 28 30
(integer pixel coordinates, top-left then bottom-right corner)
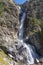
0 50 9 65
0 49 13 65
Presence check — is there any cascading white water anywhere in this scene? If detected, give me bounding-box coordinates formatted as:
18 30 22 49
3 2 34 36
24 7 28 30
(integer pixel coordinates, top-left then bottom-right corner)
18 11 26 42
18 8 40 64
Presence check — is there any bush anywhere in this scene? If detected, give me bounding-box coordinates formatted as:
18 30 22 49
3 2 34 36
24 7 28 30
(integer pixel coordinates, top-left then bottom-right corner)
39 18 43 43
29 17 40 34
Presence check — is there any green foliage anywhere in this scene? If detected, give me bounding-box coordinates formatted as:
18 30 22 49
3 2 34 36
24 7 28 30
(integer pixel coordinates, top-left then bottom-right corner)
29 17 43 43
0 2 3 16
30 17 39 27
39 18 43 42
29 17 40 34
29 17 43 40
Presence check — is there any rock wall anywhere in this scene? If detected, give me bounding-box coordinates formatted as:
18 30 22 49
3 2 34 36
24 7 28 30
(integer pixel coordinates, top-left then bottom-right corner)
0 0 43 65
0 0 20 48
22 0 43 56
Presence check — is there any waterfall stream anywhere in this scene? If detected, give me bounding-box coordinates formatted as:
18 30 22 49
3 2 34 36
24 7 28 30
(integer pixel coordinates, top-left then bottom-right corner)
18 10 26 42
18 8 40 64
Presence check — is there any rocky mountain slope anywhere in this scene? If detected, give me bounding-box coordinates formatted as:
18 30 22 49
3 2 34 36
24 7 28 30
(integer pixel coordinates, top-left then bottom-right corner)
0 0 20 47
0 0 20 65
22 0 43 18
22 0 43 56
0 0 43 65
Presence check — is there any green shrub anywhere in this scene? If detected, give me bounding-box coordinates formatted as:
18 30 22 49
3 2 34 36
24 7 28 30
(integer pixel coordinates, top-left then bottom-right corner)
29 17 40 34
39 18 43 43
0 2 3 16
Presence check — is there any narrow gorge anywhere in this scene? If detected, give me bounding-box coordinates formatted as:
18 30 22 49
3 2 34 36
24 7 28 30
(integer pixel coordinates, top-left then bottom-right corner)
0 0 43 65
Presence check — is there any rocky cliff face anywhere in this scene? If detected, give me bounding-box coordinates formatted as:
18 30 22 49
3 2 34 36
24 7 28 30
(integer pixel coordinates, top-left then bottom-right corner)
22 0 43 56
0 0 20 48
22 0 43 18
0 0 21 65
0 0 43 65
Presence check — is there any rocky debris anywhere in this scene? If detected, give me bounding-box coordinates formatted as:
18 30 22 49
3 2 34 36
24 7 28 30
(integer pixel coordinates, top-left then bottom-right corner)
0 45 27 65
0 42 42 65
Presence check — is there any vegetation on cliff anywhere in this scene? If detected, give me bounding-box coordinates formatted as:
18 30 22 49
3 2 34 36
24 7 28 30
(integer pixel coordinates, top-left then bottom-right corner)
0 0 43 65
22 0 43 56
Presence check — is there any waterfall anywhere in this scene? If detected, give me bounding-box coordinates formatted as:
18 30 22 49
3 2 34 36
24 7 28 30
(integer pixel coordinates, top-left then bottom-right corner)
18 8 40 64
18 9 26 42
